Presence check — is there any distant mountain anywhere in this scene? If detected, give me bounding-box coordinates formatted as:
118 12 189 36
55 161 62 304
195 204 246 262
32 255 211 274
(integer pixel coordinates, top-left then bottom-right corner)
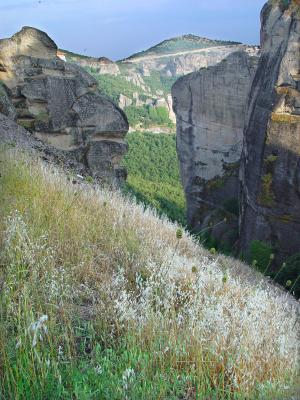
125 34 241 60
58 35 259 132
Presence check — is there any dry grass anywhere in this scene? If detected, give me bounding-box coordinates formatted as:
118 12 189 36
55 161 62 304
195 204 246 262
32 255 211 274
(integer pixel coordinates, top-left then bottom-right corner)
0 145 299 399
271 112 300 124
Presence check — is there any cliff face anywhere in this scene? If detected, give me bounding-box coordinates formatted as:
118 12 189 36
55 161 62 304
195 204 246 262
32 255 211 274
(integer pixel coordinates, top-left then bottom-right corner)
239 0 300 261
0 27 129 183
172 52 258 247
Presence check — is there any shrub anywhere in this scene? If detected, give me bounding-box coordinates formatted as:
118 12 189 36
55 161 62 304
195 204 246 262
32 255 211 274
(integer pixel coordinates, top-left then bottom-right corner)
259 173 275 206
124 105 173 128
275 253 300 298
250 240 273 273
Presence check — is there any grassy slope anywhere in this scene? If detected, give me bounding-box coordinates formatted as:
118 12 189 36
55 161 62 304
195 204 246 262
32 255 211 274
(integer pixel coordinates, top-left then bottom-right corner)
125 34 240 60
0 145 299 399
122 131 186 225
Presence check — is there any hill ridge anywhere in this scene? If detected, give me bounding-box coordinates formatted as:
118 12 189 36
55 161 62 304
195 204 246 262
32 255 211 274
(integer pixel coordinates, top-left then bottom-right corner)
123 33 242 61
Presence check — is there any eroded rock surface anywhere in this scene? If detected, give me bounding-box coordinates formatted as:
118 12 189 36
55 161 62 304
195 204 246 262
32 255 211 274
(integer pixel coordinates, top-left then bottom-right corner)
172 51 258 247
0 27 128 183
239 0 300 261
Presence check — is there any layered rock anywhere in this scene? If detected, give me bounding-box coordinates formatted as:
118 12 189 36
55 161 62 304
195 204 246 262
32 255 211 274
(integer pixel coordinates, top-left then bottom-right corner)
172 51 258 247
0 27 128 182
239 0 300 261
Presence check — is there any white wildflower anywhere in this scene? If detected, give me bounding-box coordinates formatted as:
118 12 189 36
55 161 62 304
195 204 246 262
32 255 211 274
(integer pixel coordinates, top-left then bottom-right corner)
94 364 103 375
28 315 48 348
122 368 135 391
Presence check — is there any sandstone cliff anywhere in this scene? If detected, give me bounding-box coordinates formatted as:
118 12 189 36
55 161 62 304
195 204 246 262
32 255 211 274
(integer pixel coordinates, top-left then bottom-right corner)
239 0 300 261
172 52 258 248
0 27 129 183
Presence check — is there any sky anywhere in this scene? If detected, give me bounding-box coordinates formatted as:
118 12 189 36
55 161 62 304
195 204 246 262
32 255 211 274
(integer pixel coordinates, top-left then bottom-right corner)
0 0 266 61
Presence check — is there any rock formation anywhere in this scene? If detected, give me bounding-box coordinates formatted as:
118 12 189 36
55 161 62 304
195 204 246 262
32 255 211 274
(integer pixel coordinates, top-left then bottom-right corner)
60 52 121 76
0 27 128 182
172 52 258 247
239 0 300 261
0 82 16 120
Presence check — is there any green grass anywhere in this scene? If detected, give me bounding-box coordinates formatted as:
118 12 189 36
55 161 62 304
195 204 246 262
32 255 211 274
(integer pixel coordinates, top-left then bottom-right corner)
126 35 240 59
122 131 186 225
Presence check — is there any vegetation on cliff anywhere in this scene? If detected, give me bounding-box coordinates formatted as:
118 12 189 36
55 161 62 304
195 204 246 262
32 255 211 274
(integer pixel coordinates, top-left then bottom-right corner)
0 145 299 399
87 68 176 130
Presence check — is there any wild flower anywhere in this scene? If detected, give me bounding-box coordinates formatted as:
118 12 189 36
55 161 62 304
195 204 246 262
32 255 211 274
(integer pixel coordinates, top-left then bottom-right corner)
1 148 299 396
122 368 135 391
94 364 103 375
57 345 64 360
28 315 48 348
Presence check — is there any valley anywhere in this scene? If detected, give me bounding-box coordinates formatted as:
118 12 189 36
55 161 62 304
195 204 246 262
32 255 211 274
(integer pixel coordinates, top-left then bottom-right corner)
60 34 259 133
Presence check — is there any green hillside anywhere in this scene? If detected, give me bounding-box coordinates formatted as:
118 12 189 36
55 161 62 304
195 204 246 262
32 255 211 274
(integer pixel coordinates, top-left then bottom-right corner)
125 34 240 60
85 66 176 130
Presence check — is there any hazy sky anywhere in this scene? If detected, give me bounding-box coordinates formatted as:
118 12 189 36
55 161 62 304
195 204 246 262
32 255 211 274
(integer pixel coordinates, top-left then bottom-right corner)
0 0 266 60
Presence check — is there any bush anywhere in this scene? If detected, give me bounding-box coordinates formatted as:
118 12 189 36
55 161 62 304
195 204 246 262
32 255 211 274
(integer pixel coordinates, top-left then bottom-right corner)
275 253 300 298
250 240 273 273
124 105 173 128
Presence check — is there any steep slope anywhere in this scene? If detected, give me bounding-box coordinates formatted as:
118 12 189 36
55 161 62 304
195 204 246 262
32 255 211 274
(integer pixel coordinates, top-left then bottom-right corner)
0 140 299 398
0 27 129 183
172 51 258 249
239 0 300 265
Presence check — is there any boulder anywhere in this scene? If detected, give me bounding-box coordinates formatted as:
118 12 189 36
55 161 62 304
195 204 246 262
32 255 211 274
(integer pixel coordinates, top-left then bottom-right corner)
0 83 16 120
0 26 128 183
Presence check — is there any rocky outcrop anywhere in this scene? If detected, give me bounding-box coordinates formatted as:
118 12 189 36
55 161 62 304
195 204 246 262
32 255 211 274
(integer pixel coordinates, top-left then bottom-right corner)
239 0 300 261
0 83 16 119
59 51 121 76
172 51 258 247
119 94 133 109
0 27 128 183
